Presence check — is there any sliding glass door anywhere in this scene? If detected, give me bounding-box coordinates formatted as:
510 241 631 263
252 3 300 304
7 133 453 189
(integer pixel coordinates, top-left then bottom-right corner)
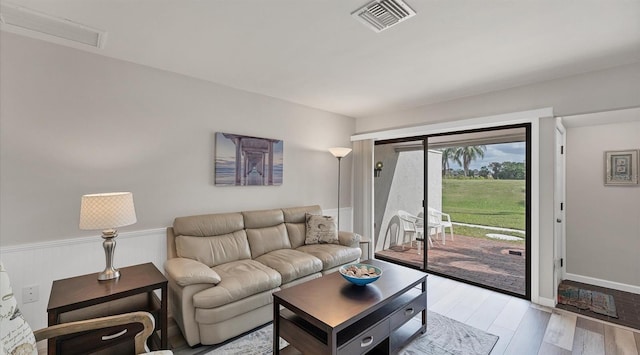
373 124 531 299
374 138 427 269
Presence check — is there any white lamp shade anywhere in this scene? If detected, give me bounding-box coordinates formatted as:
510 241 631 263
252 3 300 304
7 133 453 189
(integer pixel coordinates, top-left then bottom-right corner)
329 147 352 158
79 192 137 230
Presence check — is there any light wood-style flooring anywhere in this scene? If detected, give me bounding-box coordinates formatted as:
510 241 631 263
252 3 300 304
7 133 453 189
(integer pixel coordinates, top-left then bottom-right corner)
170 274 640 354
426 274 640 355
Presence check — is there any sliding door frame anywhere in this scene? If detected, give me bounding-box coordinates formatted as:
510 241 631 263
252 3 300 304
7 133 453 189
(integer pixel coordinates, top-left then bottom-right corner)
373 123 531 300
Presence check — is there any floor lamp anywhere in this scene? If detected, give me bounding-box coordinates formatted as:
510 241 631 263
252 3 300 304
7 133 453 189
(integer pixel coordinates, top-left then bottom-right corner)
329 147 352 230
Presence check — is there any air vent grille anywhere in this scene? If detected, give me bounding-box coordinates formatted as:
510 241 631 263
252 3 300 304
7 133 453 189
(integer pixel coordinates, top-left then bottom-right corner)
352 0 416 32
0 3 106 48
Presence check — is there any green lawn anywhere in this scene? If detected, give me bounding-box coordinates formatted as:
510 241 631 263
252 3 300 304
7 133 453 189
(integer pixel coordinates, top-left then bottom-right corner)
442 179 525 230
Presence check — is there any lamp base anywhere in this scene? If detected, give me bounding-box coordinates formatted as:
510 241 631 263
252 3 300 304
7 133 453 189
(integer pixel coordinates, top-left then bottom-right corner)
98 267 120 281
98 229 120 281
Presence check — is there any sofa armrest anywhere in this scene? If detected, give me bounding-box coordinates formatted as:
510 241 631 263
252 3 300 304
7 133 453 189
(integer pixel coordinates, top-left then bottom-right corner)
338 231 361 248
164 258 221 287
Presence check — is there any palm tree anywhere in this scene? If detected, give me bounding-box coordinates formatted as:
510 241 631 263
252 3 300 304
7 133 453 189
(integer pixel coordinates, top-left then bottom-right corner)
453 145 487 177
440 147 455 177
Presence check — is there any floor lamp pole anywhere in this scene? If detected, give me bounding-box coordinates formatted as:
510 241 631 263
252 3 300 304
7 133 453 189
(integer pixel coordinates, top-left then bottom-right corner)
328 147 352 232
337 156 342 230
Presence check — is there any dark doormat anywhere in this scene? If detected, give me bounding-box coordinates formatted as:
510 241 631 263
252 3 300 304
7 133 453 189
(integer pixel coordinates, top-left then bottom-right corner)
558 283 617 317
557 280 640 331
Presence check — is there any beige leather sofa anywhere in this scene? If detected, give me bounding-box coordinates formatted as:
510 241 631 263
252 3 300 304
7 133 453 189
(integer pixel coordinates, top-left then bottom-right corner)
164 205 362 346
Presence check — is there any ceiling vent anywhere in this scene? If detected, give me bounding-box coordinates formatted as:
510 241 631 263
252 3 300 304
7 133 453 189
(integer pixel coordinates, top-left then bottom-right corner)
352 0 416 33
0 3 106 48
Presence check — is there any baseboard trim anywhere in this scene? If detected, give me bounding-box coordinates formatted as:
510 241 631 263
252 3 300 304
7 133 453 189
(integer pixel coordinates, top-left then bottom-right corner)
565 273 640 295
536 296 556 308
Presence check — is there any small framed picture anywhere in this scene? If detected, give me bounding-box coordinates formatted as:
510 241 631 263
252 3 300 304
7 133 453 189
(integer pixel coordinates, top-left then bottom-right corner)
604 150 638 185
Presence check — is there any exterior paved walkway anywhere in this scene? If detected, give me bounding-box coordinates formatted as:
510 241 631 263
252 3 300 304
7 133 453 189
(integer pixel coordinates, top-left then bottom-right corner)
375 234 526 296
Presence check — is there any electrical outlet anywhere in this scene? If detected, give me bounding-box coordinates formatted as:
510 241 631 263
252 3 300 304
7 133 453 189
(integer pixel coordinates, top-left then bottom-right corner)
22 285 39 303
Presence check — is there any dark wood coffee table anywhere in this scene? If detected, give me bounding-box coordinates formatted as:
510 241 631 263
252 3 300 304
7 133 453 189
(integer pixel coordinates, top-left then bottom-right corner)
273 259 427 355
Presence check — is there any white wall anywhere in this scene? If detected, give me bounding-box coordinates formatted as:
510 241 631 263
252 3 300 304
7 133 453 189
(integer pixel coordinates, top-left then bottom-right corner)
355 63 640 302
565 117 640 290
0 32 355 247
0 32 355 328
373 148 442 251
357 61 640 133
0 229 166 330
538 117 557 300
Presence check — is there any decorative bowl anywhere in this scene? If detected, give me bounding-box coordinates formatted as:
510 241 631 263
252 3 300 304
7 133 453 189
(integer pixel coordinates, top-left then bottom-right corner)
339 263 382 286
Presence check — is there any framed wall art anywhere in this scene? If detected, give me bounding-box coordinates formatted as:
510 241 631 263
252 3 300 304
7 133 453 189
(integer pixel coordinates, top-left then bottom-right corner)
215 132 283 186
604 149 638 186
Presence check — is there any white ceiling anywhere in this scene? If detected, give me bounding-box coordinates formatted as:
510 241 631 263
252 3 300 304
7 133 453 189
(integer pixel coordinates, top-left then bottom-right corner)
562 107 640 127
2 0 640 118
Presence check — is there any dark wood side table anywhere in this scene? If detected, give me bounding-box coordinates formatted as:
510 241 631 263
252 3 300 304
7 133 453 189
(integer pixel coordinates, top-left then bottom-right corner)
47 262 168 355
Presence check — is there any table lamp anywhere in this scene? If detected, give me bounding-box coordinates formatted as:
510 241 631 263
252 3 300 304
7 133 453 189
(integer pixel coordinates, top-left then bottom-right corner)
79 192 137 280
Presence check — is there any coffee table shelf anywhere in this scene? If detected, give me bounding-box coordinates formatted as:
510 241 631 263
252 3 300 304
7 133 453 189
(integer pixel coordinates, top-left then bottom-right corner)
273 259 427 355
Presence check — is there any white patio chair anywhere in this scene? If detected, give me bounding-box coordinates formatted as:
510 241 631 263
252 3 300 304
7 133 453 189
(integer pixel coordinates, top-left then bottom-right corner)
428 207 454 244
414 211 434 251
397 210 432 250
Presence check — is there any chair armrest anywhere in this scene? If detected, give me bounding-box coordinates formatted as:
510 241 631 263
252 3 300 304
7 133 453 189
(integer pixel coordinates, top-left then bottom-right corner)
441 212 452 223
164 258 221 287
338 231 361 248
33 311 157 355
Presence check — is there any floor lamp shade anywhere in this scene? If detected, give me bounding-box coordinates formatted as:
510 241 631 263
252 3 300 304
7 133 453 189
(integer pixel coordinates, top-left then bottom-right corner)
80 192 137 280
329 147 352 158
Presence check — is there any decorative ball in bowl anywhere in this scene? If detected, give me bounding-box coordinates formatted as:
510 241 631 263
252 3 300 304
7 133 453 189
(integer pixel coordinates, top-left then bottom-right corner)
339 263 382 286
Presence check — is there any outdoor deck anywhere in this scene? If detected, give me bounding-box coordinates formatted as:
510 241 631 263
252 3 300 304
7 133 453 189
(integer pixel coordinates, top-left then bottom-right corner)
375 233 526 296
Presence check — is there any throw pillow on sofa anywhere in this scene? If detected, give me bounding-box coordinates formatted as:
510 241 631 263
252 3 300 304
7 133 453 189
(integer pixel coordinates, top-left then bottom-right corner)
305 213 338 244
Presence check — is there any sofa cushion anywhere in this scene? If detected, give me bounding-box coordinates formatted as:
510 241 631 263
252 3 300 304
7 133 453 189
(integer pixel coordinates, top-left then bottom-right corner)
283 205 323 248
285 223 306 249
283 205 322 223
176 230 251 267
246 224 291 259
195 289 276 324
305 214 338 244
173 212 244 237
164 258 221 286
296 244 361 271
242 209 284 229
255 249 323 283
193 260 281 309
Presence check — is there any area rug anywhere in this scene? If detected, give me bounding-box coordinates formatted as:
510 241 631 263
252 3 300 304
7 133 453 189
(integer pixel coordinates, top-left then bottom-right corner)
399 311 498 355
558 283 617 318
195 311 497 355
203 324 288 355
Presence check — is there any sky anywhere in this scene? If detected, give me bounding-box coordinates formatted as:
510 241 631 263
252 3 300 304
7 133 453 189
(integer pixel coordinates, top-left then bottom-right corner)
453 142 526 170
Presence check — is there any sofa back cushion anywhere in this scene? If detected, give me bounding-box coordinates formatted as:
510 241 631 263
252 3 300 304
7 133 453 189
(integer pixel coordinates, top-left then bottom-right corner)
243 209 291 258
283 205 322 248
242 208 284 228
246 224 291 259
173 212 250 267
173 212 244 237
176 230 251 267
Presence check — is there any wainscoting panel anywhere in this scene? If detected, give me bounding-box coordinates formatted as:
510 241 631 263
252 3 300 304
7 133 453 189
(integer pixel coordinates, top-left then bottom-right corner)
0 208 353 331
0 228 167 330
